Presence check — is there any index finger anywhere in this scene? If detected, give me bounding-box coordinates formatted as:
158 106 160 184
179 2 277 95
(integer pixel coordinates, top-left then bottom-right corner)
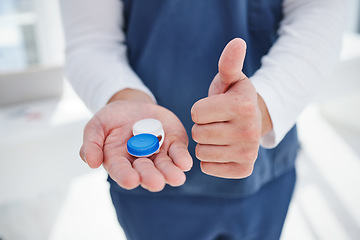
168 140 193 172
191 94 234 124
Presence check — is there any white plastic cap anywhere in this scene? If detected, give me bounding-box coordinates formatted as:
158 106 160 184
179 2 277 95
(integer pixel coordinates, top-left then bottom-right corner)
132 118 165 147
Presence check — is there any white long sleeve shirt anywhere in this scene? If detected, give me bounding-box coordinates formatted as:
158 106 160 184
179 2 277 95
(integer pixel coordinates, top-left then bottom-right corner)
60 0 346 148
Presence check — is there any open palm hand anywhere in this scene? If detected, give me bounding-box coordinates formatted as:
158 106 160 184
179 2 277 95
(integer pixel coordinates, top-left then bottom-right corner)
80 100 192 192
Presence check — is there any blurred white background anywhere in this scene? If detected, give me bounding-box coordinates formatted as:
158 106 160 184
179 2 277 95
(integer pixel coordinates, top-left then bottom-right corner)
0 0 359 239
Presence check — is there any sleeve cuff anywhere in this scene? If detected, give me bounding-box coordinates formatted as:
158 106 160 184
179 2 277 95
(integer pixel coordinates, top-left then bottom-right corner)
251 76 295 149
89 72 157 113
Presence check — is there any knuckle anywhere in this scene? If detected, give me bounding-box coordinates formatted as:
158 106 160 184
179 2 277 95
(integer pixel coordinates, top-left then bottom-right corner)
234 147 258 163
230 163 254 178
249 124 262 140
228 98 255 119
231 98 257 117
196 145 218 162
246 149 259 162
224 163 254 179
153 156 169 170
241 100 257 116
241 126 261 141
229 97 242 116
240 164 254 178
229 128 243 142
132 158 148 168
244 147 258 161
206 127 221 141
193 125 225 144
105 160 118 175
120 173 140 190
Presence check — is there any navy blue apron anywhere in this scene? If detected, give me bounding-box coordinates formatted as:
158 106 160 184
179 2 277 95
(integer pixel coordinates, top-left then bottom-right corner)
109 0 299 197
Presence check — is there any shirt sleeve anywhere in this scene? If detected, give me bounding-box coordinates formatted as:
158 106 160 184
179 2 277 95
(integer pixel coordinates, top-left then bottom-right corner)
251 0 347 148
59 0 156 113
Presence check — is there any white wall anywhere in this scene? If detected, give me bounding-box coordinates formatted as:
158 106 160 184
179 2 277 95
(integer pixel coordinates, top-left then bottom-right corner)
346 0 360 32
34 0 65 65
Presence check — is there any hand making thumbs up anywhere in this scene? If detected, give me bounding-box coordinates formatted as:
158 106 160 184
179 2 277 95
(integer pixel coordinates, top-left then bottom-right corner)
191 38 272 179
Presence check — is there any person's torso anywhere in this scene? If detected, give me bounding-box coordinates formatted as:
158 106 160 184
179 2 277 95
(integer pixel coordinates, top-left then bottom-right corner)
109 0 299 197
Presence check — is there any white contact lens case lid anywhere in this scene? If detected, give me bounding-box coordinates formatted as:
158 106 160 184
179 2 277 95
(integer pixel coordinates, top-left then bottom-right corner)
132 118 165 147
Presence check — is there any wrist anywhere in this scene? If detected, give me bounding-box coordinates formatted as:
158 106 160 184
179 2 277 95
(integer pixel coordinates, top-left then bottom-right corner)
108 88 155 104
257 93 273 137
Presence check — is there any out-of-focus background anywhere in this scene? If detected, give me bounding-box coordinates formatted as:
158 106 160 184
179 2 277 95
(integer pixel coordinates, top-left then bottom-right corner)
0 0 359 239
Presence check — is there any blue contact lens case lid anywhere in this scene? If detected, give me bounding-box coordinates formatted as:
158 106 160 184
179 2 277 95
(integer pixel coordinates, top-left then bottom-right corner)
127 133 160 157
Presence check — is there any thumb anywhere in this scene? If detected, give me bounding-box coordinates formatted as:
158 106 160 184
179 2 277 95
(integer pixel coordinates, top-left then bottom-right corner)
208 38 247 96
